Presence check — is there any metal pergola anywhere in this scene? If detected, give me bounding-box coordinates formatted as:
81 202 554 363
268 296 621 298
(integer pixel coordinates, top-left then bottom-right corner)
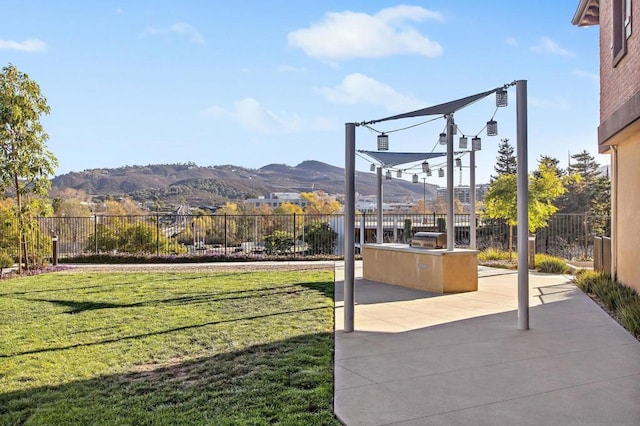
344 80 529 333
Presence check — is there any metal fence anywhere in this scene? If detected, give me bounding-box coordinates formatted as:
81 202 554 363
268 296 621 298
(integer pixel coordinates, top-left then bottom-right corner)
0 213 609 261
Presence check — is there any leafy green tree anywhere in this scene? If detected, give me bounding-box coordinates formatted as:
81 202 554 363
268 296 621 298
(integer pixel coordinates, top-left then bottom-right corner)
0 64 58 272
557 150 610 226
491 138 517 181
483 160 566 259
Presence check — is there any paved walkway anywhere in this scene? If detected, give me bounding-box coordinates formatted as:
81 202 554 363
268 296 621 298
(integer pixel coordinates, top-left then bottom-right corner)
334 262 640 425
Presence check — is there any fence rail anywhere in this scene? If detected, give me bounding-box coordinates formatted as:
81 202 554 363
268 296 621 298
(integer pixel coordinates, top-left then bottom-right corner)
0 213 609 261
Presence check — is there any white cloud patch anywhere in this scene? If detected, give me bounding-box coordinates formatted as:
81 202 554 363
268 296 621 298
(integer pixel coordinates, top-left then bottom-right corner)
572 69 599 82
505 36 518 47
204 98 304 133
288 5 443 60
0 39 47 52
531 37 574 57
318 73 424 112
143 22 206 45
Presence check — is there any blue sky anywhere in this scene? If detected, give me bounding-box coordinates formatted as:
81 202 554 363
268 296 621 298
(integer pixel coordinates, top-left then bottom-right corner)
2 1 602 186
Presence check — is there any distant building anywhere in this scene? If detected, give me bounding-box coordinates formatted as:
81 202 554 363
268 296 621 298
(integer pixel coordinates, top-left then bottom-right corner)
245 192 308 209
436 184 490 205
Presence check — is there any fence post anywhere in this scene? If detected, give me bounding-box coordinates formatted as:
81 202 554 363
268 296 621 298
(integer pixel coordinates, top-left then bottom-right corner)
293 213 296 257
156 210 160 256
94 215 98 254
224 214 228 254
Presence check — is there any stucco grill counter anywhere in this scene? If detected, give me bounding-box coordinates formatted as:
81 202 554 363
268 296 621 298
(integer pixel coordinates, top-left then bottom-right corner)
363 243 478 293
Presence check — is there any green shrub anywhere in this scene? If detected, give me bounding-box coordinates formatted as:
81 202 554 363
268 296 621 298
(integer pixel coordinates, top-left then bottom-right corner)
535 254 569 274
574 271 640 338
264 230 294 255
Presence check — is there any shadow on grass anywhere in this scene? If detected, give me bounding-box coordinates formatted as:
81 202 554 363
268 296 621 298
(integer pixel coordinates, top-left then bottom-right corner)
2 305 329 358
0 332 341 425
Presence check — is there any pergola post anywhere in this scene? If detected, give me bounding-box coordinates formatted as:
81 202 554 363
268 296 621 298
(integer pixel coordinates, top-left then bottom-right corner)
446 114 455 251
344 122 356 332
516 80 529 330
376 167 383 244
470 150 476 249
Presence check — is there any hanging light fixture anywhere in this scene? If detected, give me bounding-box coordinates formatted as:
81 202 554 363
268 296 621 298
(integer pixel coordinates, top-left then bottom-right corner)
412 174 419 183
487 119 498 136
421 161 430 173
370 163 376 172
452 123 458 135
438 168 444 178
496 88 508 107
455 158 462 168
426 168 432 177
377 133 389 151
472 136 482 151
459 135 468 150
439 132 447 145
385 169 392 180
396 170 402 178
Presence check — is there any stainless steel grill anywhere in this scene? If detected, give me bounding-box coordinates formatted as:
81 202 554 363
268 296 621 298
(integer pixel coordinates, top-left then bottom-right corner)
410 232 447 249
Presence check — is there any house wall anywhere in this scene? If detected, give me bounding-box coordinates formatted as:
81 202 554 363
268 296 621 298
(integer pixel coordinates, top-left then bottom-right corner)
612 120 640 292
599 0 640 123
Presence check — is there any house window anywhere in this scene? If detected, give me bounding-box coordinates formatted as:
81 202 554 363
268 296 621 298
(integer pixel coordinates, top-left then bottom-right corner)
613 0 632 65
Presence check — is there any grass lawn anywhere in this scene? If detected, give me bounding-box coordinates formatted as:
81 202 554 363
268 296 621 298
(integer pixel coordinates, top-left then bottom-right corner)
0 269 339 425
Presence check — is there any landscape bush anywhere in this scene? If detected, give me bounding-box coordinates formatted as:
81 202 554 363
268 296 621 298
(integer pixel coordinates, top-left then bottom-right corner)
535 254 569 274
303 220 338 255
478 247 511 262
574 271 640 337
264 230 294 255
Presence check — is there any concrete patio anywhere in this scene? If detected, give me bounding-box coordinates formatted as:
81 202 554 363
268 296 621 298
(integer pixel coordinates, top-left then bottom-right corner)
334 262 640 425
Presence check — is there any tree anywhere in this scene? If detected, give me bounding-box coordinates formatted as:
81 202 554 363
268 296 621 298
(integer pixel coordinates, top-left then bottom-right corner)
557 150 610 220
0 64 58 272
491 138 517 181
301 191 341 214
483 160 566 259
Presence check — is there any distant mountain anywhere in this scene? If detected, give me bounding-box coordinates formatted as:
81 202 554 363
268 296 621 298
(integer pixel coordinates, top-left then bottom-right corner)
51 161 437 208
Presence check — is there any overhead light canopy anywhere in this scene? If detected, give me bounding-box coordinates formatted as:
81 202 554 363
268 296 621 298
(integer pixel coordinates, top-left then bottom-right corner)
439 132 447 145
377 133 389 151
459 136 468 150
496 88 508 107
487 120 498 136
472 136 482 151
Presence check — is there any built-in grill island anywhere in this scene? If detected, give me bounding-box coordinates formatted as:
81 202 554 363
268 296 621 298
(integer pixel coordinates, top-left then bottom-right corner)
410 232 447 249
363 239 478 293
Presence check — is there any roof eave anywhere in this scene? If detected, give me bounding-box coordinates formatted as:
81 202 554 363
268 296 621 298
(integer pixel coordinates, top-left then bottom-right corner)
572 0 600 27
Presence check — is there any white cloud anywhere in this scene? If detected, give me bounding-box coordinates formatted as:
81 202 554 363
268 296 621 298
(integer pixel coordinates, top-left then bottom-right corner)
531 37 574 57
143 22 206 45
572 69 599 82
204 98 303 133
0 39 47 52
505 36 518 47
318 73 424 112
288 5 443 60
